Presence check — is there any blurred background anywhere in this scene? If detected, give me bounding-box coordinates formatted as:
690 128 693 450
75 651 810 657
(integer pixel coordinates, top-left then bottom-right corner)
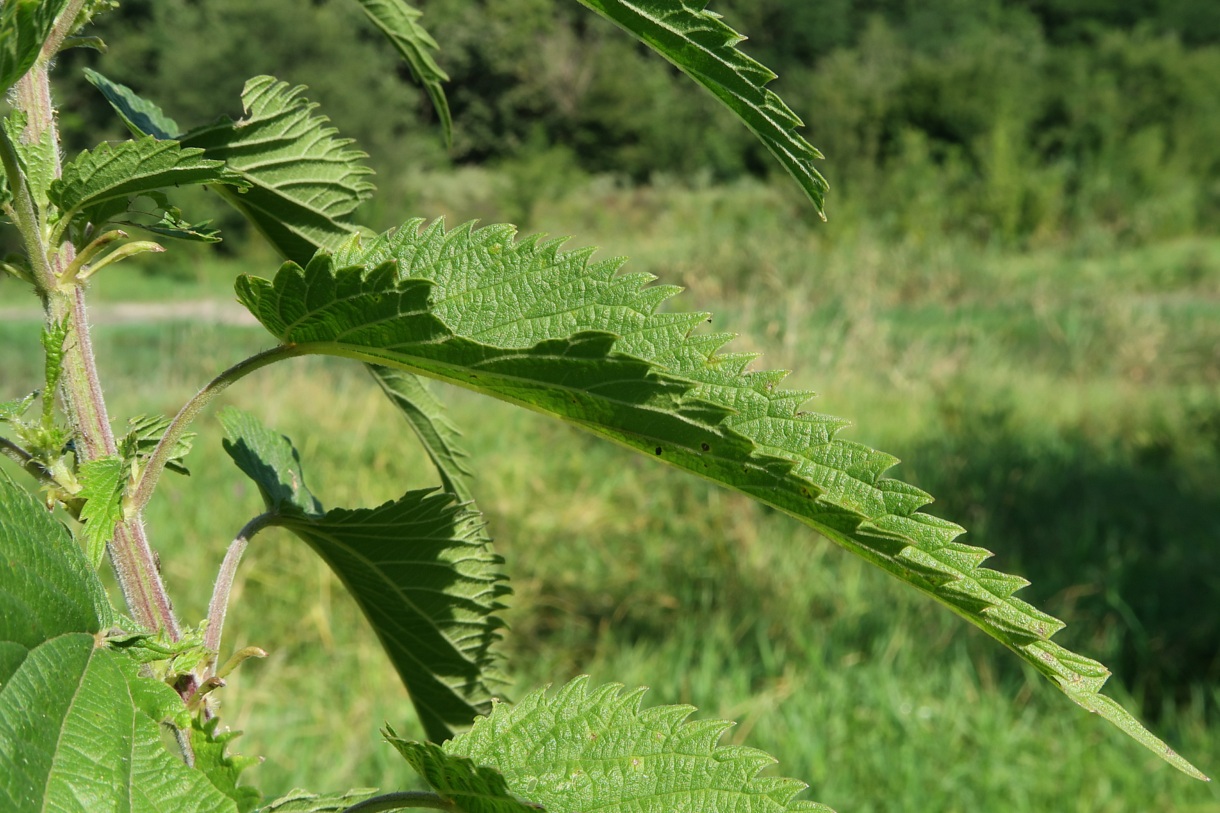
2 0 1219 810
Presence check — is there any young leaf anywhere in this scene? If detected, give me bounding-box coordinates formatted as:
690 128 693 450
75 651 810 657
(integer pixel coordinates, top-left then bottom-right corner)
236 220 1207 779
49 137 244 233
178 76 376 265
3 109 56 210
350 0 452 145
0 633 238 813
437 677 831 812
83 67 181 139
121 413 195 476
218 408 510 743
76 455 127 569
190 717 262 813
0 0 70 94
0 469 112 647
385 736 540 813
572 0 828 217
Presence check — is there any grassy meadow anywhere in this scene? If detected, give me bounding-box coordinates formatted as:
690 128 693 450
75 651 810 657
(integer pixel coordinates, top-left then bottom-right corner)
2 175 1219 812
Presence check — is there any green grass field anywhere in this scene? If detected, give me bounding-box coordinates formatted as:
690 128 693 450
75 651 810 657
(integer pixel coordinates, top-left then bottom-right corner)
2 177 1218 811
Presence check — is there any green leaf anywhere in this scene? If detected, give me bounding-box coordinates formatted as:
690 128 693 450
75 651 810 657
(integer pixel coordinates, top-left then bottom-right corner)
386 736 540 813
122 413 195 476
0 392 37 424
217 406 321 515
0 0 70 94
4 109 57 210
190 717 262 813
572 0 827 217
77 455 127 569
179 76 375 265
218 408 509 743
83 67 181 139
236 219 1208 779
0 468 111 646
50 137 244 232
370 366 476 504
441 677 831 812
350 0 452 146
0 633 238 813
40 316 68 425
258 788 378 812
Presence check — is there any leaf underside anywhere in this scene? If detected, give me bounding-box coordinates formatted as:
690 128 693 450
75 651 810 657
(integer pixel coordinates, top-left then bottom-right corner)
179 76 375 265
439 677 832 812
351 0 453 145
234 219 1206 779
218 408 509 743
572 0 827 217
387 736 540 813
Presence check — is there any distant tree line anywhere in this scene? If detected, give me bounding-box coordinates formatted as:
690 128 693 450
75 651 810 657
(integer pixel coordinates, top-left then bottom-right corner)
54 0 1220 244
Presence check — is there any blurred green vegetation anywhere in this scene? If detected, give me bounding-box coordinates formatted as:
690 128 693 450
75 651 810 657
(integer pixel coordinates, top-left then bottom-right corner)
2 0 1219 809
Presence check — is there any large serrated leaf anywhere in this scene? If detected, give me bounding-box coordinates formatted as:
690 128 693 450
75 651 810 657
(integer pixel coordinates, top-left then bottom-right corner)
77 455 127 569
50 136 243 230
572 0 827 217
350 0 452 145
438 677 831 812
234 219 1207 779
218 408 509 743
0 0 69 94
178 76 375 265
386 737 540 813
0 633 238 813
0 469 112 647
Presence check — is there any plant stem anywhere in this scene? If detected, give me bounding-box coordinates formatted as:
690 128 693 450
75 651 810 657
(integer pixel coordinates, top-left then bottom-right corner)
128 344 306 515
341 792 458 812
203 513 275 671
0 436 56 488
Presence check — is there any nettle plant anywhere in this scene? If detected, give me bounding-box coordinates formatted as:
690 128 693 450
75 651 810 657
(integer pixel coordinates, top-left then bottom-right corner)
0 1 1210 811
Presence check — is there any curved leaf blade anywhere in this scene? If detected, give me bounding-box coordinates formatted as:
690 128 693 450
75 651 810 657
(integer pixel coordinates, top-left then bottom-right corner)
236 219 1207 778
0 0 69 94
387 737 539 813
259 789 378 812
572 0 827 217
82 67 181 140
50 136 243 229
0 633 238 813
350 0 452 145
440 677 831 812
0 469 112 647
77 455 127 569
218 408 509 743
179 76 375 265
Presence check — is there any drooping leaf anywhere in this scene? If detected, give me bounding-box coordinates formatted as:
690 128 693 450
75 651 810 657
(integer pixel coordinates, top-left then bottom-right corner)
217 406 321 515
441 677 831 812
77 455 127 569
258 788 378 812
49 136 244 231
218 408 509 743
0 632 238 813
121 413 195 476
0 469 112 647
178 76 375 265
572 0 827 217
235 219 1207 779
350 0 452 145
370 365 476 504
0 0 70 94
386 736 540 813
190 717 262 813
83 67 181 139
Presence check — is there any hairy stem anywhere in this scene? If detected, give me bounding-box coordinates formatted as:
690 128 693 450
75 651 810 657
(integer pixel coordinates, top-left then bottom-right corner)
341 792 458 812
129 344 306 515
0 436 56 488
203 513 275 671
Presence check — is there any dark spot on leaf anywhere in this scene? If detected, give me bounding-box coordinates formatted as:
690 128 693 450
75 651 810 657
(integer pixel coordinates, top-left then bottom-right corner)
655 447 663 455
700 442 710 452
